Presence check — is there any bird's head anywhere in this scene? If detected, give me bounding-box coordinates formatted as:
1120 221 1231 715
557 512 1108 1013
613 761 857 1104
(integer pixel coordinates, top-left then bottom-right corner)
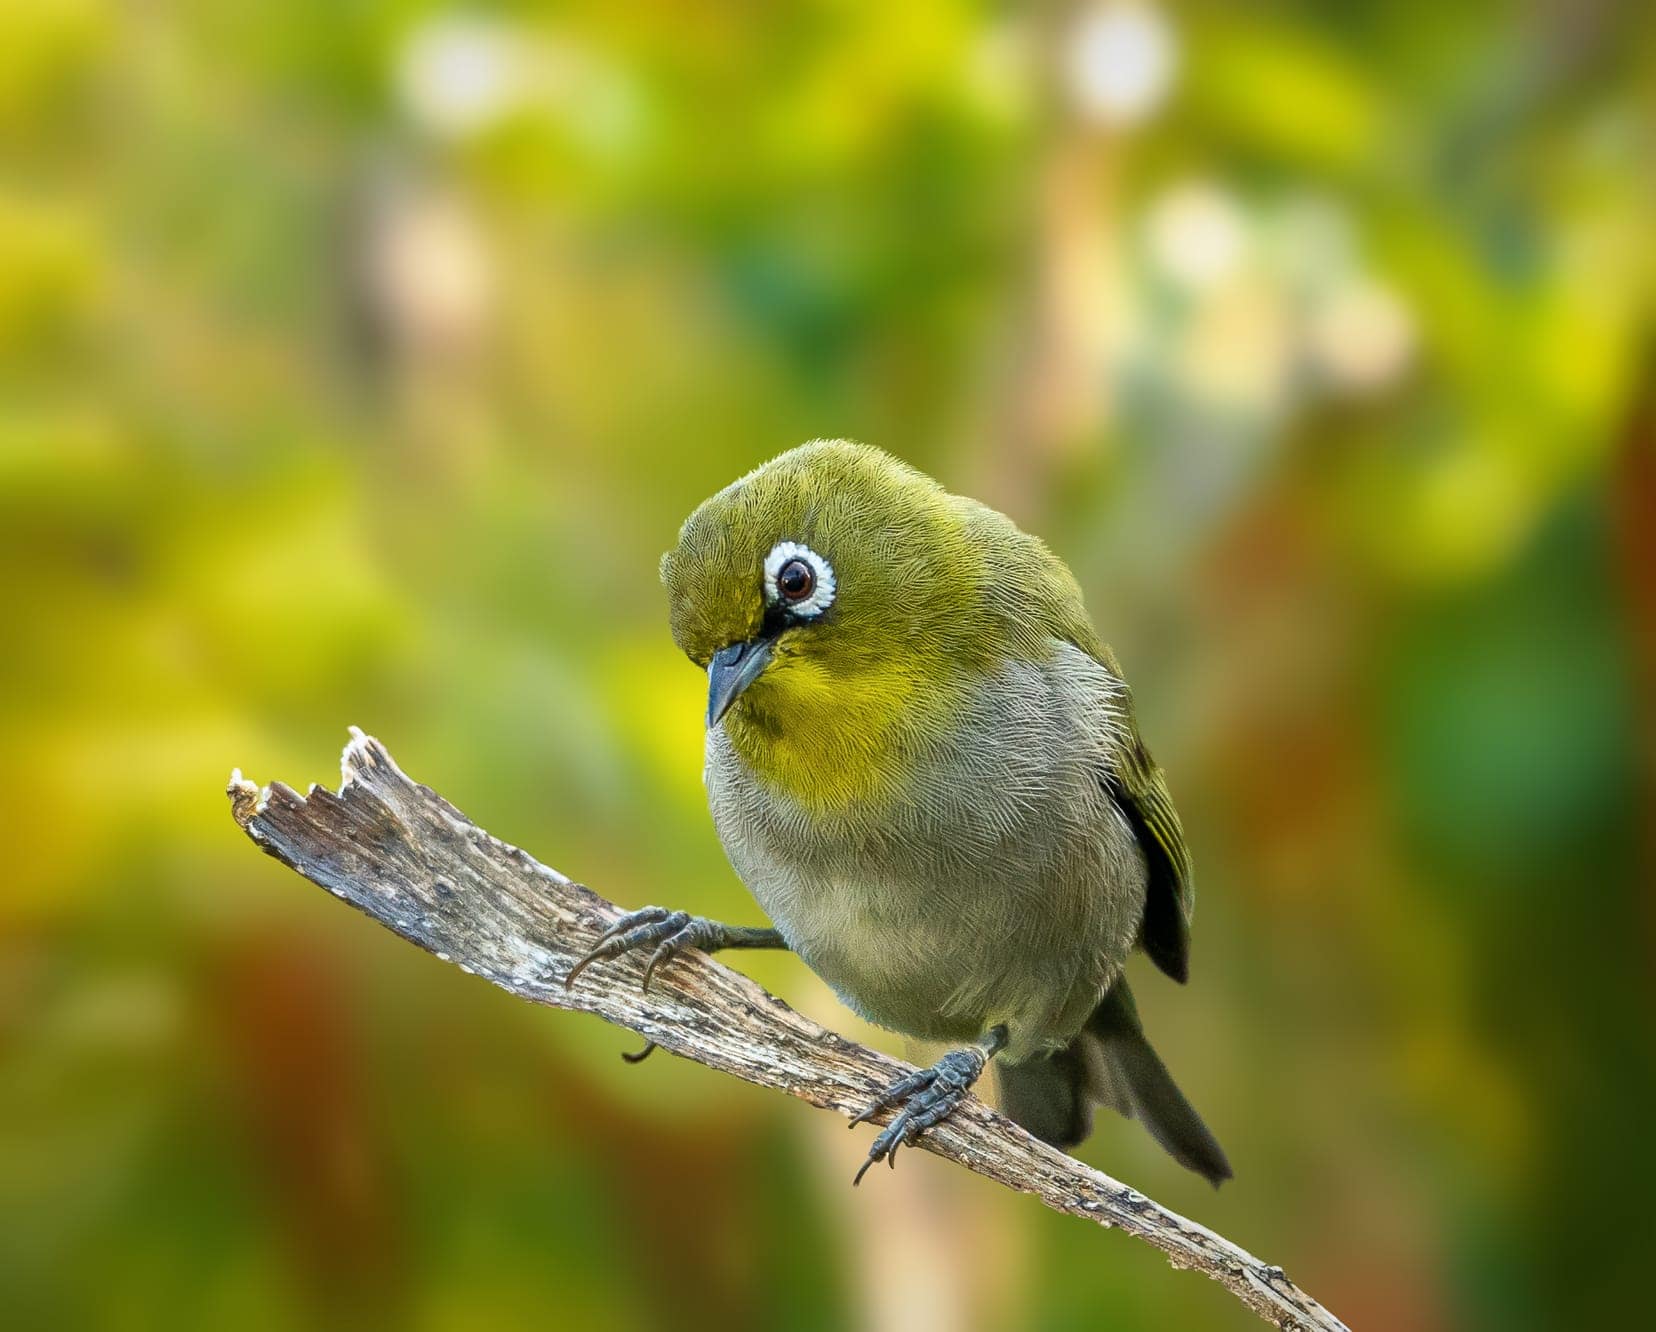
661 441 994 790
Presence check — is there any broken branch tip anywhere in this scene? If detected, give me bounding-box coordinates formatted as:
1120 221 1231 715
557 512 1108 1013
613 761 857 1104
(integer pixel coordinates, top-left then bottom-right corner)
226 768 265 829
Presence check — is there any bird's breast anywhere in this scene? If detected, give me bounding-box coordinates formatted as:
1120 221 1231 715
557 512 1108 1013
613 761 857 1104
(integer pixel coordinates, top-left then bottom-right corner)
703 644 1147 1056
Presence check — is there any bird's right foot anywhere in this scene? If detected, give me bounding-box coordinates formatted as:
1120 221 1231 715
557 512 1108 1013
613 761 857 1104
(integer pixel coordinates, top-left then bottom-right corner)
563 907 785 992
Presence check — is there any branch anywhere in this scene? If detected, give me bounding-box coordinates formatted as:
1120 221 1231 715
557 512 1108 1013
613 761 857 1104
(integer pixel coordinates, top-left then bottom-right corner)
227 729 1347 1332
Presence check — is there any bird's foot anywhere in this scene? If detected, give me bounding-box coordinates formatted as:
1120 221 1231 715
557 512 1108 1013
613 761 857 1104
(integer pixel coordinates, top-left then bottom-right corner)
564 908 783 992
849 1028 1006 1185
563 907 714 991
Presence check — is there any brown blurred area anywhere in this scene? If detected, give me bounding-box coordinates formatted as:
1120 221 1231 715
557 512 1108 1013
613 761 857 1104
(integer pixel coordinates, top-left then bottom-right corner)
2 2 1653 1329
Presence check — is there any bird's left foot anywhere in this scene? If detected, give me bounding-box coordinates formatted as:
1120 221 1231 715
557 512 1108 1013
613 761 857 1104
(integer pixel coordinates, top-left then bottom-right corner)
849 1027 1007 1185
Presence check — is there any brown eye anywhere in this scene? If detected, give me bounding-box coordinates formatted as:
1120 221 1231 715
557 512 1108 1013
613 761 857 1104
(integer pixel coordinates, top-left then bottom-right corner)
776 558 814 602
764 541 836 618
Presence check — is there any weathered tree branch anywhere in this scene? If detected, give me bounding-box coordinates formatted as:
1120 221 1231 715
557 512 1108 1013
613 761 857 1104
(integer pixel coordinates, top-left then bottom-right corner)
226 729 1347 1332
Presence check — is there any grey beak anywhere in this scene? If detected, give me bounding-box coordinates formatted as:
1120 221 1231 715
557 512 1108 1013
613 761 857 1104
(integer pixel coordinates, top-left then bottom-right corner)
707 637 774 727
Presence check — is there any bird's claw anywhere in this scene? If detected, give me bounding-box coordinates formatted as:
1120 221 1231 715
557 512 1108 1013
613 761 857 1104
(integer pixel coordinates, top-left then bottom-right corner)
563 906 721 992
850 1047 989 1185
620 1039 658 1064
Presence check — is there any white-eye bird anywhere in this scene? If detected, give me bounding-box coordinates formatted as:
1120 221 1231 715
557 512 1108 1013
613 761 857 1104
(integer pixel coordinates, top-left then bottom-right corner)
567 440 1231 1185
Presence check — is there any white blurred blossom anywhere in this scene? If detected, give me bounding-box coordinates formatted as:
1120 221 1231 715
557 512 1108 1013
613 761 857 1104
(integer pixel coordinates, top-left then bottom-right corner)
367 186 494 358
1145 180 1248 292
397 16 642 153
1307 277 1417 393
398 15 529 139
1065 3 1178 128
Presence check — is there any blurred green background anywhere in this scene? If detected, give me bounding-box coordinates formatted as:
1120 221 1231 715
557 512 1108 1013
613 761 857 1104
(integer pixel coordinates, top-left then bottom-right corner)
3 2 1653 1328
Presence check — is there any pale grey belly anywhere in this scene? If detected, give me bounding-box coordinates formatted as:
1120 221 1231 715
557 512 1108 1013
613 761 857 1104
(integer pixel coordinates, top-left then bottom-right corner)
706 644 1146 1061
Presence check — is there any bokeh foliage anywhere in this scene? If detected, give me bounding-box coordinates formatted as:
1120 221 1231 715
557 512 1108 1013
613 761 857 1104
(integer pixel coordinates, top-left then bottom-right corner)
2 2 1653 1329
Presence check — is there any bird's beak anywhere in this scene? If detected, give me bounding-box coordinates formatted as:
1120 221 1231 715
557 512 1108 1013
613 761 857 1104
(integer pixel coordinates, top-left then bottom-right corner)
707 637 774 727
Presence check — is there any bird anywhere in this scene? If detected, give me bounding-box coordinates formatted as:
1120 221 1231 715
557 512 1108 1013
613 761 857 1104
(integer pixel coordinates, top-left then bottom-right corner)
566 440 1231 1186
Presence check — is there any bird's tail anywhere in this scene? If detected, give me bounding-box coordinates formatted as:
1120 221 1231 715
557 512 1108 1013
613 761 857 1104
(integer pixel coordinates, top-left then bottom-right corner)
994 980 1232 1186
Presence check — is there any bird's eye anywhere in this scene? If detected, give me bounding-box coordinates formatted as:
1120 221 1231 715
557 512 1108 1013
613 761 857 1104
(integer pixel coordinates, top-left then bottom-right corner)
763 541 836 619
776 558 814 602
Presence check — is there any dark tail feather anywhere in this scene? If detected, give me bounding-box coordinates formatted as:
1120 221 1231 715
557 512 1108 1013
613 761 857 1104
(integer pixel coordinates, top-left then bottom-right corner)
996 980 1232 1186
995 1041 1094 1148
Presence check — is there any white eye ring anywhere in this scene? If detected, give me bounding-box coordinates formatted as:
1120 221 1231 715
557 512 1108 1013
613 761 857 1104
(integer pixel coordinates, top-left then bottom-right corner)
763 541 836 619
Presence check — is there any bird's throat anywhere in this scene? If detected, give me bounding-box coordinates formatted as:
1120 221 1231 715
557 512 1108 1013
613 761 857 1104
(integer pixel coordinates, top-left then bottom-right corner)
720 654 946 815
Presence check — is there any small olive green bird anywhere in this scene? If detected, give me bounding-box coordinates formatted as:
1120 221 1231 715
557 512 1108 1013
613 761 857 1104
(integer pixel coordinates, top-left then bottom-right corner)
567 440 1230 1185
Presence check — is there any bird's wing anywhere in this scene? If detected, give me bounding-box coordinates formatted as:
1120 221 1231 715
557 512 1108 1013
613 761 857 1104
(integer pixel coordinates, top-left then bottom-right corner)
1101 711 1194 984
961 498 1197 983
1086 637 1194 984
